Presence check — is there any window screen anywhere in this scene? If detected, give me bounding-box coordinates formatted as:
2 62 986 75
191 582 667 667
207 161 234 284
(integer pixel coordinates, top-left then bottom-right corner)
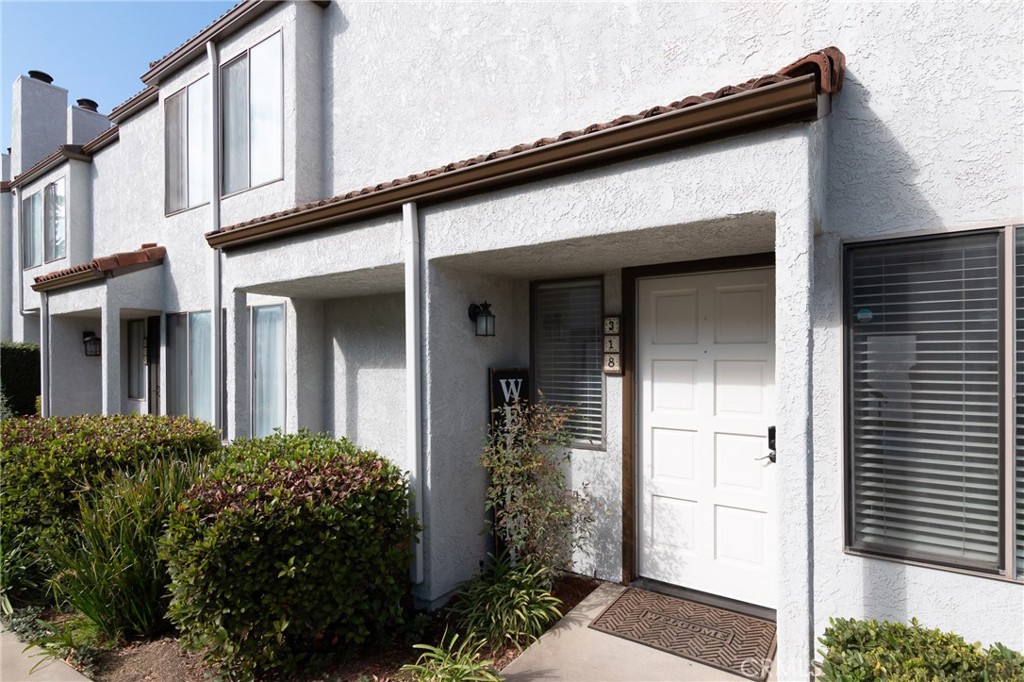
43 178 65 262
1016 227 1024 575
847 233 1003 569
165 91 187 213
532 278 603 445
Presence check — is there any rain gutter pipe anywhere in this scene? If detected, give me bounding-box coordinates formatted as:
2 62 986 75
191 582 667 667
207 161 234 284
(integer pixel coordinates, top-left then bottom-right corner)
207 41 225 436
403 201 425 585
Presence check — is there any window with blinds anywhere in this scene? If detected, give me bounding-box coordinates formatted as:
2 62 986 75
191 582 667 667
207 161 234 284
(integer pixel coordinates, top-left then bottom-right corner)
532 278 603 446
847 233 1003 570
1016 227 1024 576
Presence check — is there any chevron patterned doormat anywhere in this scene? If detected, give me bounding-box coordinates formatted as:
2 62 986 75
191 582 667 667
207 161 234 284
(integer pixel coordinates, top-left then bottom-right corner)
589 588 777 681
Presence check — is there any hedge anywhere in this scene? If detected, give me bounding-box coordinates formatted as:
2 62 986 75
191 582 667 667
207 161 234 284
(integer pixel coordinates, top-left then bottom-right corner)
0 342 40 416
162 431 418 680
817 617 1024 681
0 414 222 604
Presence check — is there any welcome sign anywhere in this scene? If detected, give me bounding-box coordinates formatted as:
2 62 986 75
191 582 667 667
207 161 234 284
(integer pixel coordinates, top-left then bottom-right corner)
489 367 530 425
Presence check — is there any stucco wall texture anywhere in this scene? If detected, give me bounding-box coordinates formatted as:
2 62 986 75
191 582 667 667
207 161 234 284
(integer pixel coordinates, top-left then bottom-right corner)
2 1 1021 677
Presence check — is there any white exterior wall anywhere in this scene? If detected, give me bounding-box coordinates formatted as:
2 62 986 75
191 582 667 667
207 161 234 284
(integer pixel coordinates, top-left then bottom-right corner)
1 1 1021 675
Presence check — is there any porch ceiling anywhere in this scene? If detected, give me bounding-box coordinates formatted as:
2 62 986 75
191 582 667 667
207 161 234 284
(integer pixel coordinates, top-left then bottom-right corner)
242 264 404 300
433 213 775 280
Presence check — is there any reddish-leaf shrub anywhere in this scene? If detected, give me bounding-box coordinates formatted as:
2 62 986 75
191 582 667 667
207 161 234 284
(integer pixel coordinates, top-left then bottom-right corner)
162 431 418 681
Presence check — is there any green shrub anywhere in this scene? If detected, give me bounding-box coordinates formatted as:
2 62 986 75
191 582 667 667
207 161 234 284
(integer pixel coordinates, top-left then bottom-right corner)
402 630 502 682
0 414 221 604
449 552 562 651
0 342 40 417
817 617 1024 681
162 431 418 680
49 456 208 641
482 399 593 574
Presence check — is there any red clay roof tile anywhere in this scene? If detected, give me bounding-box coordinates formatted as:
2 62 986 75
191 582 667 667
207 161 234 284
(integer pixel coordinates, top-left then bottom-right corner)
32 245 166 292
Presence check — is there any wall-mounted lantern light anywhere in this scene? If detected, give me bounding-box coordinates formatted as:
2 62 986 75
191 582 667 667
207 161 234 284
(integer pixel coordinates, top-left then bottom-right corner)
83 332 101 357
468 302 495 337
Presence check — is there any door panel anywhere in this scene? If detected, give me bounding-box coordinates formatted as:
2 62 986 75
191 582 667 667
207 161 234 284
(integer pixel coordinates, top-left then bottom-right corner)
637 268 776 608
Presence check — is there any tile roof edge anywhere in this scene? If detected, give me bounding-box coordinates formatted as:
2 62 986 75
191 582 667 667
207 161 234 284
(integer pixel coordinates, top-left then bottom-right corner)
109 87 159 125
11 145 90 189
209 47 845 249
32 245 167 293
141 0 283 86
81 126 120 155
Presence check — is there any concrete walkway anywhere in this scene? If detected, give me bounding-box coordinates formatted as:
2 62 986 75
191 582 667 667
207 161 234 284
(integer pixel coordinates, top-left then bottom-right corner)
1 627 90 682
502 582 777 682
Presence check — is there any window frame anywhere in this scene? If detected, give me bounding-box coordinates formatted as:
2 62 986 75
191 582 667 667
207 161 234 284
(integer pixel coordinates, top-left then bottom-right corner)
21 176 66 270
166 310 214 423
249 303 287 438
842 224 1024 584
220 31 284 199
164 75 212 216
529 276 606 450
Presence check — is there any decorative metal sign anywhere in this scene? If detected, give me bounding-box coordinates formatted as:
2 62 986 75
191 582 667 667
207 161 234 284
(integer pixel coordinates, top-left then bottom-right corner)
489 367 530 426
603 316 622 375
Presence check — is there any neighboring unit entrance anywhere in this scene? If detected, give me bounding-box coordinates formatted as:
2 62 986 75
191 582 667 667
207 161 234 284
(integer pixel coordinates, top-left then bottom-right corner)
637 268 777 608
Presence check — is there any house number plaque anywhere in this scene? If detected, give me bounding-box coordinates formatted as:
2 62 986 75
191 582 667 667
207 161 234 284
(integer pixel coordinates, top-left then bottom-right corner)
603 316 621 375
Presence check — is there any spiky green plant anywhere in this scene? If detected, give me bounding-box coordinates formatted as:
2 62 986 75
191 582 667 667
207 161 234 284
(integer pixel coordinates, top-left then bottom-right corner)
401 630 502 682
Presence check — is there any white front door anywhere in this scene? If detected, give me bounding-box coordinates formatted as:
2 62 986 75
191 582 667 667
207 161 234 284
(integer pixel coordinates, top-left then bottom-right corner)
637 268 777 608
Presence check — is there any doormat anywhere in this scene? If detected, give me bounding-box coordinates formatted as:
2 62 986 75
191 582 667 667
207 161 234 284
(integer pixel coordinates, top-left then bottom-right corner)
588 588 776 682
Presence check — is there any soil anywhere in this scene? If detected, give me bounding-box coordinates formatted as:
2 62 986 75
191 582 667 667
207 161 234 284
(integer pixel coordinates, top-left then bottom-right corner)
89 573 600 682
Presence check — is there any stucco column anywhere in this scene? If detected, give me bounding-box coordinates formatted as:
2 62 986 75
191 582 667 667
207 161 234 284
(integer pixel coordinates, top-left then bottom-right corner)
225 289 249 440
100 301 121 415
774 198 817 680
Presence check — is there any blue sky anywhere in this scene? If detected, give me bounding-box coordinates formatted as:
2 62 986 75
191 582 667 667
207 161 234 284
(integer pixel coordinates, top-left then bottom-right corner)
1 0 236 152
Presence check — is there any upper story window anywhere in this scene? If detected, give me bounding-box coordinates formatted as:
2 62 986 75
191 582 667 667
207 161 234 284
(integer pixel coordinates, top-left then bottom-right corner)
21 177 66 268
531 277 604 446
222 32 283 196
845 226 1024 581
165 76 212 214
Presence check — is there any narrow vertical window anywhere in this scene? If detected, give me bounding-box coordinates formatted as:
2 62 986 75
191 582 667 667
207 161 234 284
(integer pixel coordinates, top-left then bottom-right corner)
166 313 189 415
222 32 282 194
252 304 285 437
847 233 1002 569
189 311 213 423
532 278 604 445
187 76 211 206
43 177 65 262
127 319 146 400
165 90 187 213
222 55 249 195
21 192 41 268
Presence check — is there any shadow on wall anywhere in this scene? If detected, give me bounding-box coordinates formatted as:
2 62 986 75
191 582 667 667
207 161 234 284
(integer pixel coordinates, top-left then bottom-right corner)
816 68 942 628
566 449 622 581
323 293 406 461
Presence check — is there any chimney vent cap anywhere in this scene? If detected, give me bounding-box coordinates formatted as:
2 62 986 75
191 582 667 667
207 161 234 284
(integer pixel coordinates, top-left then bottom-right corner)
28 70 54 84
76 98 99 112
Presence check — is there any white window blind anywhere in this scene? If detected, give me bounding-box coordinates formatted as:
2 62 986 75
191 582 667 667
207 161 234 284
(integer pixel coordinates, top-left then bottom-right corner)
166 311 213 423
43 178 65 262
847 233 1003 569
252 305 285 437
165 77 211 213
1016 227 1024 575
532 278 603 445
21 192 41 268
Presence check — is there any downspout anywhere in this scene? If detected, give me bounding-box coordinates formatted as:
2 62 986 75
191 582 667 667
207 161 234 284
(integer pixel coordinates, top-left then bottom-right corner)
39 291 49 416
207 41 225 436
403 201 424 585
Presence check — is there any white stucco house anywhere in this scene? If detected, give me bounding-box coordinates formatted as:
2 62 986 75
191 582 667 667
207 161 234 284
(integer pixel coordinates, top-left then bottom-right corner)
1 2 1022 678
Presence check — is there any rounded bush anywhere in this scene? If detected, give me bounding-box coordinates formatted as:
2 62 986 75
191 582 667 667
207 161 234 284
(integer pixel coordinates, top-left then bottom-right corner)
162 432 418 680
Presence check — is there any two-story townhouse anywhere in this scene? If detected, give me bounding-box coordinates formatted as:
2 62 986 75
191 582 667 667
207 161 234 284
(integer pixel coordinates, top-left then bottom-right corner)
2 2 1022 679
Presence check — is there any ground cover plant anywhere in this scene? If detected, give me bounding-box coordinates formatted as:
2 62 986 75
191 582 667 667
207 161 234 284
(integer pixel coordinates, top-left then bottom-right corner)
0 414 221 609
162 431 419 680
817 617 1024 681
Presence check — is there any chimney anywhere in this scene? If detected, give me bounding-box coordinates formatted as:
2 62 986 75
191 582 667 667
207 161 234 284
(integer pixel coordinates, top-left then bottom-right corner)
11 71 68 177
68 98 111 145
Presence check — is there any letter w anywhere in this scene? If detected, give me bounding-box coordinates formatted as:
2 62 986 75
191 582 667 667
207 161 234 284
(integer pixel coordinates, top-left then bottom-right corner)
500 379 523 402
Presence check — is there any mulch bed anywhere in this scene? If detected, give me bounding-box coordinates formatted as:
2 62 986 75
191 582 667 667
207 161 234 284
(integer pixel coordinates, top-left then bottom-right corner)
90 573 600 682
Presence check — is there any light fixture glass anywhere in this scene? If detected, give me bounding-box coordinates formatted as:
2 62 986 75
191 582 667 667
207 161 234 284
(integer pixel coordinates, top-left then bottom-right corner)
83 332 102 357
468 302 495 337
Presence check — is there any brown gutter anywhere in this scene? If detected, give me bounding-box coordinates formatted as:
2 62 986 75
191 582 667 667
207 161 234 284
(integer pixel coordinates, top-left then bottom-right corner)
31 268 105 292
0 181 11 193
11 145 90 189
81 126 120 155
141 1 279 86
208 74 821 249
109 87 158 124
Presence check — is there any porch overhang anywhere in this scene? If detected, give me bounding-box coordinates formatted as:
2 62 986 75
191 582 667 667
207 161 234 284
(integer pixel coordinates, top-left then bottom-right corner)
32 244 166 293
